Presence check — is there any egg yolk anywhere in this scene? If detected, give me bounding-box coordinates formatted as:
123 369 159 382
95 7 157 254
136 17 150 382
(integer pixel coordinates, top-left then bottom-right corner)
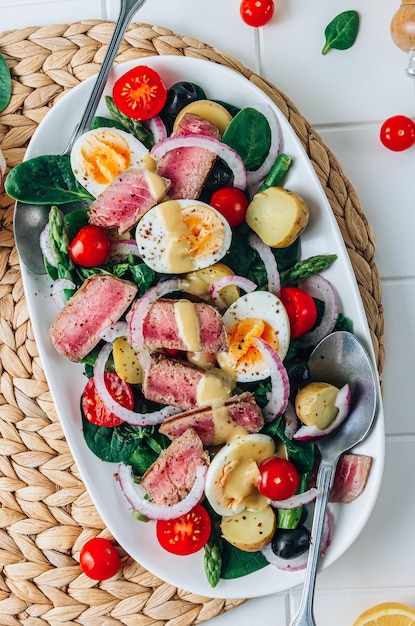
228 317 280 372
181 206 226 260
77 130 132 185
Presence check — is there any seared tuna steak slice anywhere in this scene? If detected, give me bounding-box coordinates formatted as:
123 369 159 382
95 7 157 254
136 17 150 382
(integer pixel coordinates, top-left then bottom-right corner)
49 274 137 362
140 428 209 505
88 166 170 234
329 453 373 503
155 113 220 199
159 391 264 446
139 298 228 353
142 352 232 410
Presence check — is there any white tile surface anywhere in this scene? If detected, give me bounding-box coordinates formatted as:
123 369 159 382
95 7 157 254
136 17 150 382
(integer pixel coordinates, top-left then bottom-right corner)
1 1 415 624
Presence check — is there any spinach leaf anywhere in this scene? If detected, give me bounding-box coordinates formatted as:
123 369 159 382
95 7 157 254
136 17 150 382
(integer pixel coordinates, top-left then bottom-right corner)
222 107 271 171
220 543 268 579
0 53 11 112
322 10 360 55
5 155 95 204
91 115 126 132
263 416 316 475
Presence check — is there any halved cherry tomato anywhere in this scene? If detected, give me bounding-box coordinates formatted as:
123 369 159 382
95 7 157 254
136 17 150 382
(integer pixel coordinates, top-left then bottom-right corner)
279 286 317 340
69 224 111 267
380 115 415 152
209 187 249 227
257 457 300 501
113 65 167 121
81 372 134 427
156 504 211 556
240 0 275 27
80 537 121 580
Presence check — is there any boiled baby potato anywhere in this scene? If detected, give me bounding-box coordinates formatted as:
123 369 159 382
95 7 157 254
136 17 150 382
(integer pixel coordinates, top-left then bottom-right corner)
173 99 233 135
113 336 143 384
184 262 240 307
295 382 340 430
245 186 310 248
221 506 276 552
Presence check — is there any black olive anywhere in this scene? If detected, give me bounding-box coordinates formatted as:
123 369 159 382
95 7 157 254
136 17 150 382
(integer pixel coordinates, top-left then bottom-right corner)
285 359 310 397
198 161 234 203
271 526 311 559
159 81 206 133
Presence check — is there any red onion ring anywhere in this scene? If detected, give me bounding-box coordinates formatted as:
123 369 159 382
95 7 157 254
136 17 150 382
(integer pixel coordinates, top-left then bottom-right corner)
117 462 207 520
144 115 167 144
150 135 247 190
51 278 76 310
248 232 280 296
268 487 318 510
299 274 339 348
99 321 128 343
209 275 257 309
252 337 290 421
260 507 333 571
293 383 351 441
246 103 282 189
93 340 181 426
107 239 139 264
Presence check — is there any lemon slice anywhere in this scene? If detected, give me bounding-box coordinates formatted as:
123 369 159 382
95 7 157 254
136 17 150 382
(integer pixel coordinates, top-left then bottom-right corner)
353 602 415 626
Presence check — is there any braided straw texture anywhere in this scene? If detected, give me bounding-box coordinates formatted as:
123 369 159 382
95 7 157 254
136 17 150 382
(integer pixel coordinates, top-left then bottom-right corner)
0 20 384 626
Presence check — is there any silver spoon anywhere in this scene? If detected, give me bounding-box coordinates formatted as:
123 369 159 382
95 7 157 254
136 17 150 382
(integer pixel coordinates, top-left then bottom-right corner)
14 0 148 275
290 330 377 626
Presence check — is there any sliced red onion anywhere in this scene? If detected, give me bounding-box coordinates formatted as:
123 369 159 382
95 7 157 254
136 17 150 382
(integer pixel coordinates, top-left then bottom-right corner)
144 115 167 144
107 239 139 264
150 135 247 190
117 462 207 520
299 274 339 348
248 232 280 296
252 337 290 421
246 103 282 188
268 487 318 510
209 275 257 309
99 321 128 343
0 146 6 178
93 341 181 426
284 401 299 439
293 383 351 441
40 223 57 268
260 507 333 571
51 278 76 310
128 278 181 353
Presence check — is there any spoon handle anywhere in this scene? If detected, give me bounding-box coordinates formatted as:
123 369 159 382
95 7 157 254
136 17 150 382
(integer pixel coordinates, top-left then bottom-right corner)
290 461 336 626
63 0 147 153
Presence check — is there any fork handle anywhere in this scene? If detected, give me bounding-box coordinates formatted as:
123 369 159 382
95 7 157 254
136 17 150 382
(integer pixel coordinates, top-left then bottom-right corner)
290 461 336 626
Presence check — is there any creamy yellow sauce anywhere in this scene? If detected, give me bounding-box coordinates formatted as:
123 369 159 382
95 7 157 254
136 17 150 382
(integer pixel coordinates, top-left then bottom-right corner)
157 200 195 273
173 300 201 352
196 370 234 408
211 405 247 446
144 168 167 201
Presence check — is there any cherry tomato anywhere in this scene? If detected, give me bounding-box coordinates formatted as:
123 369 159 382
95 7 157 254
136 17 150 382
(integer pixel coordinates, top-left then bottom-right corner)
257 457 300 501
69 224 111 267
240 0 275 27
380 115 415 152
81 372 134 428
209 187 249 227
156 504 211 556
279 286 317 340
113 65 167 121
80 537 121 580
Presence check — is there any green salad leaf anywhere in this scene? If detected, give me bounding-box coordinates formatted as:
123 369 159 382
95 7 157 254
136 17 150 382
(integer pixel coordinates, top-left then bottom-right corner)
322 10 360 55
222 107 271 171
0 53 12 112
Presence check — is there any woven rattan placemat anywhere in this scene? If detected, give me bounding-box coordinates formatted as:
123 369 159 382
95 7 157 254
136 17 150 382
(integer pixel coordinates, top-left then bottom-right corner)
0 20 384 626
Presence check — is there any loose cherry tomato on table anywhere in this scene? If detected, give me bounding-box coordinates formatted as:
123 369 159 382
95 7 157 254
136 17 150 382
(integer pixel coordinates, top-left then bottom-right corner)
156 504 212 556
113 65 167 121
380 115 415 152
81 372 134 427
80 537 121 580
240 0 275 27
257 457 300 501
69 224 111 267
279 286 318 339
209 187 249 227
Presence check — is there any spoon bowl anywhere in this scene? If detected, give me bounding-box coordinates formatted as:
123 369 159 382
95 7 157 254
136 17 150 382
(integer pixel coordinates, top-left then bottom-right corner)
290 330 378 626
13 0 148 274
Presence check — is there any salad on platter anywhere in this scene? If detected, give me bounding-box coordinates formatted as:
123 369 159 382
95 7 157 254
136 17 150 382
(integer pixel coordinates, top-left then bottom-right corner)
6 56 383 597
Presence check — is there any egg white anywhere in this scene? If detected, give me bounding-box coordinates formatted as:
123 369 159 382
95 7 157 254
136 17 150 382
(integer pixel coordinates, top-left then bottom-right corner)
217 290 290 382
135 199 232 274
70 127 149 198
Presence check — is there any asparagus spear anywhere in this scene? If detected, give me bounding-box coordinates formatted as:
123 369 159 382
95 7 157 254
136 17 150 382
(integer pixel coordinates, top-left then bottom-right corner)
280 254 337 286
48 205 77 286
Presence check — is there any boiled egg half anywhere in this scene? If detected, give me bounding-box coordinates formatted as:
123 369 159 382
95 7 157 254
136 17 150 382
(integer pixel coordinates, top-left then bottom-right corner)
135 199 232 274
205 433 276 516
216 290 290 382
70 127 149 198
